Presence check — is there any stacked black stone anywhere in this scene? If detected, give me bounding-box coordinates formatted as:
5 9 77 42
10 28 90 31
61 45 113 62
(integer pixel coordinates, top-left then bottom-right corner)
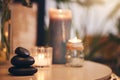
8 47 38 76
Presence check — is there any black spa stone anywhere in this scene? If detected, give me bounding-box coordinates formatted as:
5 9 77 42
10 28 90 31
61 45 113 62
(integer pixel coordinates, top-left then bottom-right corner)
8 66 38 76
11 55 35 67
15 47 30 57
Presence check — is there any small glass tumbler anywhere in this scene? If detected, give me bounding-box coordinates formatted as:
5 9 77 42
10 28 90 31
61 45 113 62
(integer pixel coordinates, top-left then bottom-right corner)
31 46 53 67
65 37 84 67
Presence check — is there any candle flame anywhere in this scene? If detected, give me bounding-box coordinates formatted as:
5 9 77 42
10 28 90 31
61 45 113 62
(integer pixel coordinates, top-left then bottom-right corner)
38 54 45 59
69 37 82 43
58 9 63 13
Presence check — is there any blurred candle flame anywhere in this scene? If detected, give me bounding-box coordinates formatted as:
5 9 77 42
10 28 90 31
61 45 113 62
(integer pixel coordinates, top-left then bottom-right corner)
5 31 8 38
69 37 82 43
38 54 45 59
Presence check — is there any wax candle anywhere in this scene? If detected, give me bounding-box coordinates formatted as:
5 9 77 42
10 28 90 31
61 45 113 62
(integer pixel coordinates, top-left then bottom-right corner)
67 37 84 50
32 47 53 67
66 37 84 67
49 8 72 64
34 54 47 66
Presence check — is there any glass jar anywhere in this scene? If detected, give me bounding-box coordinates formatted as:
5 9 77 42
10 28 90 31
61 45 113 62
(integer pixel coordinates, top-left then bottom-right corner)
65 37 84 67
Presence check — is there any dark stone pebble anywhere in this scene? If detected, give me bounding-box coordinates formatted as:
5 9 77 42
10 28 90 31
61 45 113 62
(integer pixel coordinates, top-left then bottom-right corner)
15 47 30 57
8 66 38 76
11 55 35 67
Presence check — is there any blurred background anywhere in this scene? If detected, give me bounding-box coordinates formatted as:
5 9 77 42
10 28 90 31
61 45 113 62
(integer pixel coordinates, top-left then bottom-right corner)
0 0 120 76
45 0 120 76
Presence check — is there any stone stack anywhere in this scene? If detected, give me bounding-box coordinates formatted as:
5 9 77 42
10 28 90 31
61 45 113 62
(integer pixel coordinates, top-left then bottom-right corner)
8 47 37 76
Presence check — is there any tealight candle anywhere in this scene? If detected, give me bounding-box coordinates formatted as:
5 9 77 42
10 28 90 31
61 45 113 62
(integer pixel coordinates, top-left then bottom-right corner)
66 37 84 67
32 47 53 67
67 37 84 51
35 53 48 66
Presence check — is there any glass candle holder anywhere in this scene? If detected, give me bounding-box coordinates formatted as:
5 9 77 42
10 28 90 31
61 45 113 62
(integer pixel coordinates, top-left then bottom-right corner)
31 46 53 67
66 37 84 67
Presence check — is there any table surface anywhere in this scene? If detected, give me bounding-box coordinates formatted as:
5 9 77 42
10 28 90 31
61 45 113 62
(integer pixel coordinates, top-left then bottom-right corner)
0 61 112 80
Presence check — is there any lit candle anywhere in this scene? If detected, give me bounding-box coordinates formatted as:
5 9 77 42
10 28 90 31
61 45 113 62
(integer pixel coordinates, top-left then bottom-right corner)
49 8 72 64
35 54 47 66
33 47 53 67
34 53 49 67
66 37 84 67
68 37 82 43
49 8 72 20
67 37 84 51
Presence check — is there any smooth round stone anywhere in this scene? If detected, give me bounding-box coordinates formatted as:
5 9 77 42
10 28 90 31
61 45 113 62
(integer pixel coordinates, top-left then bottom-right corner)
11 55 35 67
15 47 30 57
8 66 38 76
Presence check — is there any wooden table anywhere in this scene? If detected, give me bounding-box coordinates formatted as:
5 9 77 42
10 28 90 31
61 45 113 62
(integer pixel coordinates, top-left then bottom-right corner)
0 61 112 80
